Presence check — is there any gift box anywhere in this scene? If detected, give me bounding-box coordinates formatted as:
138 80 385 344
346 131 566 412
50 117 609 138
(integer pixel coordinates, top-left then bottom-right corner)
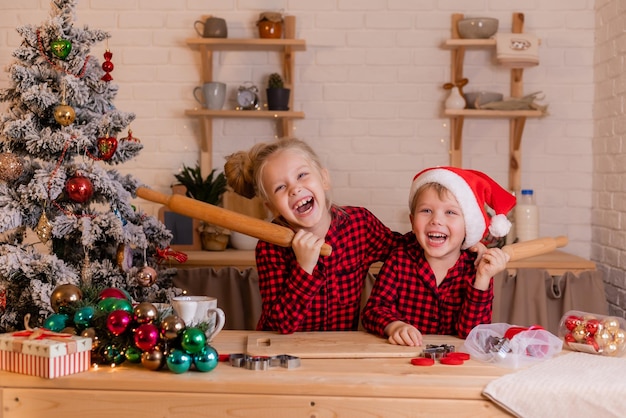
0 329 92 379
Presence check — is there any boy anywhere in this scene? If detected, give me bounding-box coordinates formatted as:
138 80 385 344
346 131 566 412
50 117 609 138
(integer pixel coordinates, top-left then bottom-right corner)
361 167 516 346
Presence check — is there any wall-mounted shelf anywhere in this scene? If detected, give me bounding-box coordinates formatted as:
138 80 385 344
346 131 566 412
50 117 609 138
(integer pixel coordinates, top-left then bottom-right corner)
443 12 542 191
185 19 306 177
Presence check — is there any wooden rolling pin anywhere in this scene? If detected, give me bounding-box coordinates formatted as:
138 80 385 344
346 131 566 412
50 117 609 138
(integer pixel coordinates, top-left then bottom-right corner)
501 236 568 262
136 187 333 256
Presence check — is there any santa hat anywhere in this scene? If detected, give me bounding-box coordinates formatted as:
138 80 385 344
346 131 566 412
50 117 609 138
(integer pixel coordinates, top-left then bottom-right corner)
409 167 516 249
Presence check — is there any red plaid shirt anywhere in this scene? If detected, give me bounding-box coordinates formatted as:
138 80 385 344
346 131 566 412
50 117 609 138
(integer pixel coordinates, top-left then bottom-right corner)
256 206 405 333
361 233 493 338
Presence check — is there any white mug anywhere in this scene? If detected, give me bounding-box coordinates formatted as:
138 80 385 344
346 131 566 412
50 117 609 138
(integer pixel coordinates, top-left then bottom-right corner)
193 82 226 110
171 296 225 341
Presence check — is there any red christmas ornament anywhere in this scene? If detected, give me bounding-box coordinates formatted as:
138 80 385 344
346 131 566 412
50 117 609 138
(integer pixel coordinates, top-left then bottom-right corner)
134 323 160 351
564 315 582 332
97 135 118 160
101 49 114 81
106 310 132 336
98 287 128 301
585 318 601 336
65 174 94 203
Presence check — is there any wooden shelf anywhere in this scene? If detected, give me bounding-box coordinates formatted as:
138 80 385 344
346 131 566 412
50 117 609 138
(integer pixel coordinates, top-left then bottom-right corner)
186 18 306 177
185 109 305 119
444 109 543 118
186 37 306 51
445 12 541 191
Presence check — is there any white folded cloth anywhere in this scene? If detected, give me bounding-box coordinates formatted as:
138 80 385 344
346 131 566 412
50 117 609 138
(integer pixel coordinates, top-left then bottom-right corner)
483 352 626 418
496 33 539 68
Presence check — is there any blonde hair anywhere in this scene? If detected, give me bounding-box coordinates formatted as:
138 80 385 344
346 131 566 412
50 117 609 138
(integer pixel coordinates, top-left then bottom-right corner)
224 138 327 202
409 182 453 214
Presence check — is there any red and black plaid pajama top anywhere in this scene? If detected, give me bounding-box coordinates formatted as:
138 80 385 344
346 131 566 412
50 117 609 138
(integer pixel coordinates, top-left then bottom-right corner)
361 233 493 339
255 206 405 333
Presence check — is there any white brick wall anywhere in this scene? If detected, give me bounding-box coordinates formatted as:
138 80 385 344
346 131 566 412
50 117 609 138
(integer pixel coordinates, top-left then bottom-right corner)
0 1 595 258
593 0 626 317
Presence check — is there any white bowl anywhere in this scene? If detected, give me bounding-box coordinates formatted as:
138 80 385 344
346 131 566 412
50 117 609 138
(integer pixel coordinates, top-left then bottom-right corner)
457 17 499 39
230 231 258 250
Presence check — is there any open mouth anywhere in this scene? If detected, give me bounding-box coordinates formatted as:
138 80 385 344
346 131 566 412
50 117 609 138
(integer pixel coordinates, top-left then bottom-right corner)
427 232 447 244
294 197 314 214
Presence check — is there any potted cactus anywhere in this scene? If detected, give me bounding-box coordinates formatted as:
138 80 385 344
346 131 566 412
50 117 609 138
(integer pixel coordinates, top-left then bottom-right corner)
266 72 290 111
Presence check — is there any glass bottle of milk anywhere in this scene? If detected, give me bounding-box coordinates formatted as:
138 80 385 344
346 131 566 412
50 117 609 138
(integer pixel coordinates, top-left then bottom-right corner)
515 189 539 242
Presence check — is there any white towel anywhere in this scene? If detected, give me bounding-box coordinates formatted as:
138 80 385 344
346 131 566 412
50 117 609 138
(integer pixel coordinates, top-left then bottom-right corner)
483 352 626 418
496 33 539 68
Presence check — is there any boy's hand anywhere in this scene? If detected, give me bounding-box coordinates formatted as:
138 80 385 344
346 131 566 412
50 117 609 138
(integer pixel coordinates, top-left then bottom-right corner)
474 247 510 290
384 321 423 347
291 229 324 274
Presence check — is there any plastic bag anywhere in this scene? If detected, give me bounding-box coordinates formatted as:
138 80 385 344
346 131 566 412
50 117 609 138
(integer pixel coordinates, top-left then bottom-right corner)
462 323 563 368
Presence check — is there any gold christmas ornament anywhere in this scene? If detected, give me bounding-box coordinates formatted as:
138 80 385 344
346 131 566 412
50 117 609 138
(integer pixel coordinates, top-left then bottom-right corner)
133 301 158 324
53 103 76 126
0 152 24 182
50 283 83 313
36 212 53 243
141 346 165 371
136 265 158 287
160 315 186 340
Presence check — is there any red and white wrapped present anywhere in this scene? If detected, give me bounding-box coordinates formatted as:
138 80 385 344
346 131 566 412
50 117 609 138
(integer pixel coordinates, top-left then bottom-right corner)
0 329 92 379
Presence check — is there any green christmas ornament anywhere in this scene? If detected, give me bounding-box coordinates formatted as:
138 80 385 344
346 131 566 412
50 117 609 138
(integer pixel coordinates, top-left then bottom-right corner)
193 345 219 372
43 313 69 332
124 346 142 363
102 344 125 365
50 38 72 59
180 328 206 354
97 297 120 314
166 349 192 374
73 306 95 329
109 298 133 313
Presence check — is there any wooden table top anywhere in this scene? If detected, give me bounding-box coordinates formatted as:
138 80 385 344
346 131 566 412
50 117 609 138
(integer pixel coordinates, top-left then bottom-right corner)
1 331 512 402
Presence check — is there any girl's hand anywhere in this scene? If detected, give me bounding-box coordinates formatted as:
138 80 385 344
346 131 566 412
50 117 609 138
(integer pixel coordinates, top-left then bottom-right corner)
468 241 488 267
384 321 423 347
474 247 510 290
291 229 325 274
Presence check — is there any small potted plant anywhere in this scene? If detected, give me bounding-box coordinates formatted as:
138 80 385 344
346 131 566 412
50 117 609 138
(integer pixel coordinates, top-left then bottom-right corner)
266 72 290 111
173 164 229 251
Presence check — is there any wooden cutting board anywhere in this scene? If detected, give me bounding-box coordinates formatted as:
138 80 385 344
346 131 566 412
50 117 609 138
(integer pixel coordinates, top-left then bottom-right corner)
245 331 423 358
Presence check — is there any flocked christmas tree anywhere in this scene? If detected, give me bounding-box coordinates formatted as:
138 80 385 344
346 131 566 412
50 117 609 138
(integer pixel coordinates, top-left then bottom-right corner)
0 0 182 336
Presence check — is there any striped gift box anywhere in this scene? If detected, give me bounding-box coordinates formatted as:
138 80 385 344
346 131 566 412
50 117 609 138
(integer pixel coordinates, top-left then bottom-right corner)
0 330 92 379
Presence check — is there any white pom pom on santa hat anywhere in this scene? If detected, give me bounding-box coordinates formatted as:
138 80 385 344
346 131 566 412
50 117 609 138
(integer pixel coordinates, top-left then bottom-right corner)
409 166 517 249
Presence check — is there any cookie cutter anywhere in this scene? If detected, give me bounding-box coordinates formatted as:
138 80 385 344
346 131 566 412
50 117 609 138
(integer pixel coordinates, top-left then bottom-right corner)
228 353 300 370
422 344 455 360
485 336 511 358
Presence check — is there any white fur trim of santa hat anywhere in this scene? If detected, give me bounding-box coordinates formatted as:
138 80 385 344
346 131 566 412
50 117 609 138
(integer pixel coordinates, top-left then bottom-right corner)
409 166 516 249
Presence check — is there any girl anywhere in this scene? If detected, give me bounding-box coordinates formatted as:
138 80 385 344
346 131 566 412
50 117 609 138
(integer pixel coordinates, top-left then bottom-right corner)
224 138 406 333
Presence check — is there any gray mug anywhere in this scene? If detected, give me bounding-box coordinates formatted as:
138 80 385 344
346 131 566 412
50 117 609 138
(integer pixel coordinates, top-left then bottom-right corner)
193 82 226 110
194 17 227 38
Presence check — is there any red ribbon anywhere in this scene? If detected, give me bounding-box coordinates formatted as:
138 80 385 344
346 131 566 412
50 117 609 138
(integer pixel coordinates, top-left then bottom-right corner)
156 246 188 264
12 329 72 340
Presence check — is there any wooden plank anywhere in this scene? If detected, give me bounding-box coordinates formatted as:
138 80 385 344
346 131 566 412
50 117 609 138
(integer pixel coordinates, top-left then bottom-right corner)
1 389 510 418
245 331 424 358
